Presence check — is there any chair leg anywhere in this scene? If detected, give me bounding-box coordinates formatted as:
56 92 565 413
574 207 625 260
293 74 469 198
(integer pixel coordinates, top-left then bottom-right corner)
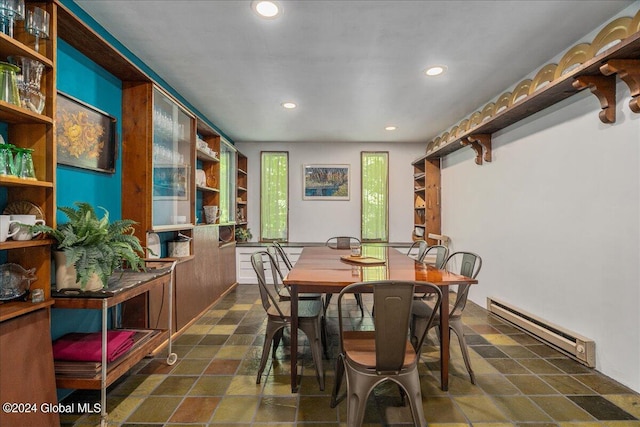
299 319 325 391
321 314 329 359
330 353 345 408
410 313 429 351
257 322 283 384
323 293 332 316
273 329 284 358
344 363 377 427
395 370 427 427
355 293 364 316
450 319 476 384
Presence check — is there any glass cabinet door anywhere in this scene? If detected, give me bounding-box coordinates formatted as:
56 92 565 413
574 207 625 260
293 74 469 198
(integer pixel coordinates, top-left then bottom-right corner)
152 87 194 228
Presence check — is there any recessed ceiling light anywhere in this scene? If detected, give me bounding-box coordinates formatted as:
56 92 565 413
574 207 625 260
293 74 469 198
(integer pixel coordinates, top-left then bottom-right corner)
281 102 297 109
252 1 281 18
425 65 447 76
385 126 397 131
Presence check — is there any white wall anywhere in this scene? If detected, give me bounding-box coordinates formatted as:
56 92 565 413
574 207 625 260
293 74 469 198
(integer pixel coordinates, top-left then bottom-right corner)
234 141 424 243
442 85 640 391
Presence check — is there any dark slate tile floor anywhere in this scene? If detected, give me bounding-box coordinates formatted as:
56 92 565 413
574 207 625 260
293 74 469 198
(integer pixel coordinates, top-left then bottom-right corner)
60 284 640 426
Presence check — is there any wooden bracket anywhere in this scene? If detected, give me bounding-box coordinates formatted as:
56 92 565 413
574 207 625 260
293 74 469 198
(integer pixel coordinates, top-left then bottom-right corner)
600 59 640 114
468 134 492 163
460 137 483 165
572 75 617 124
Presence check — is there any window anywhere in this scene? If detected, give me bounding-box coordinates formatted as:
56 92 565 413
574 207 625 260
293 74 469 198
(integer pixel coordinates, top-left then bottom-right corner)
361 151 389 242
219 139 236 224
261 152 288 241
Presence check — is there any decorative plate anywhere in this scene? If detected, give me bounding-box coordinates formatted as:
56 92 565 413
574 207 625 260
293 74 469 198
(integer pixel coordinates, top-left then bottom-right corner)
3 200 45 222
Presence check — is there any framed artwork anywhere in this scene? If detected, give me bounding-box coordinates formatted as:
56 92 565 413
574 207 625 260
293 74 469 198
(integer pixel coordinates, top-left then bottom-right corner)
303 164 350 200
56 92 117 173
153 165 190 200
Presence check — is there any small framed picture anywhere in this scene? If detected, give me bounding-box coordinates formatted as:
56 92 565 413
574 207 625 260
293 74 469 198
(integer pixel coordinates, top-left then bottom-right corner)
56 92 117 173
303 164 350 200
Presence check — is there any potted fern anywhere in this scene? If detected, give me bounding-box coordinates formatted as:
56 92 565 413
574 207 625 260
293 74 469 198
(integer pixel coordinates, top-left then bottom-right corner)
33 202 146 290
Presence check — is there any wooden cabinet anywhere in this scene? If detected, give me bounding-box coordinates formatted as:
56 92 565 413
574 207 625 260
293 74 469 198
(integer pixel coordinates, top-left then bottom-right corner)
236 151 248 233
0 303 59 427
411 155 441 245
121 82 196 257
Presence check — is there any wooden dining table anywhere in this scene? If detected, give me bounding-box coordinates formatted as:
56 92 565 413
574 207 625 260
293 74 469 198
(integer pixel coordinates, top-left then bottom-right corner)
283 245 478 393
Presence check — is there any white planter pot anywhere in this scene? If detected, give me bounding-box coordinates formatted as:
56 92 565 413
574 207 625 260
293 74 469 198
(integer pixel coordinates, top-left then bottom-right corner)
53 251 103 291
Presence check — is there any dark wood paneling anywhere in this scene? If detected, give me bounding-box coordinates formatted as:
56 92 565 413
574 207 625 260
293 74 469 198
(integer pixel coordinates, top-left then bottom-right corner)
0 308 59 426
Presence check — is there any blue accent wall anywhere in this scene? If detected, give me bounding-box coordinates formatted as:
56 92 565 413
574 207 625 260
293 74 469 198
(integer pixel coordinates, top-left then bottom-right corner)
53 39 123 399
55 38 123 223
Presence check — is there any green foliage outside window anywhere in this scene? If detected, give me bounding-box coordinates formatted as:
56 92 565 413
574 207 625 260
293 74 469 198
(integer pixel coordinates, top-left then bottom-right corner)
261 152 288 241
361 152 389 242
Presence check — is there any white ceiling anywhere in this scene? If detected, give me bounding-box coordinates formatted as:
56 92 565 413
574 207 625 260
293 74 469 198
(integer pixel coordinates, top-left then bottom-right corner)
75 0 634 144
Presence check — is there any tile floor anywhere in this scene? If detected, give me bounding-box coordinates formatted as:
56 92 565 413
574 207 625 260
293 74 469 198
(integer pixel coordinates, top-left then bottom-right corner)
61 284 640 426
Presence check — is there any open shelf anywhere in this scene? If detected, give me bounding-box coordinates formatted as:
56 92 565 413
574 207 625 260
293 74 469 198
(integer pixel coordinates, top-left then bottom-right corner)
0 32 53 68
426 29 640 162
54 329 168 390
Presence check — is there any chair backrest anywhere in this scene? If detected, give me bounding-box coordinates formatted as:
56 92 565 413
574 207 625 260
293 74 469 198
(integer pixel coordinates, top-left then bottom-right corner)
407 240 428 260
250 251 287 318
272 241 293 271
326 236 360 249
337 281 441 374
422 244 449 268
444 251 482 317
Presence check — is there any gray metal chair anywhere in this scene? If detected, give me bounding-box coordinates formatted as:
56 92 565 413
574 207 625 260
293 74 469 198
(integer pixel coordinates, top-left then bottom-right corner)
268 243 328 357
407 239 428 261
422 244 449 268
271 241 293 271
408 241 448 267
325 236 361 250
324 236 365 316
330 280 442 427
251 251 325 390
411 251 482 384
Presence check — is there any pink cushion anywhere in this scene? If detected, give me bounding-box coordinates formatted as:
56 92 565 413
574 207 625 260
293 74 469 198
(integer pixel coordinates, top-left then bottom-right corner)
53 331 136 363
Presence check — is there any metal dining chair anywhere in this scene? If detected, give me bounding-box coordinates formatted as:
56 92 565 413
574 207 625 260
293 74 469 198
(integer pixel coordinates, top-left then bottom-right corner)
267 243 328 356
330 280 442 427
407 239 428 261
324 236 365 316
251 251 325 390
410 251 482 384
407 241 449 269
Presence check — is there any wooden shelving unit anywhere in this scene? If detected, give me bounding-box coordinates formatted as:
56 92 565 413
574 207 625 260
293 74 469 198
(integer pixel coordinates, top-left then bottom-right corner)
0 4 58 426
425 21 640 164
196 119 221 225
236 152 248 231
411 155 441 244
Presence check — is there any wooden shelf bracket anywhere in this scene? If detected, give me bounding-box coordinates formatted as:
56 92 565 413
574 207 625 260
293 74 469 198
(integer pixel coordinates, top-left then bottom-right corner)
460 134 492 165
572 75 617 124
460 136 484 165
469 134 492 163
600 59 640 114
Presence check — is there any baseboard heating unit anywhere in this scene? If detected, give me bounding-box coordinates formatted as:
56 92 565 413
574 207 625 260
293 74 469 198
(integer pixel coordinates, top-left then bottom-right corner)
487 297 595 367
